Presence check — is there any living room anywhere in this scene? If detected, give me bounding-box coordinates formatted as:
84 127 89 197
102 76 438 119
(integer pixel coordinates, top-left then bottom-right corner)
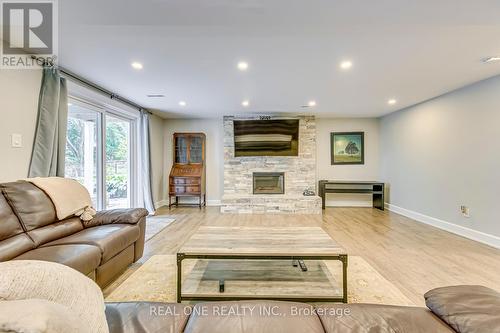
1 1 500 332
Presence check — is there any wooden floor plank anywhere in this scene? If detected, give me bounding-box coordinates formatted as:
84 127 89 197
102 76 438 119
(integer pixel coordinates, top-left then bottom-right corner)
104 206 500 306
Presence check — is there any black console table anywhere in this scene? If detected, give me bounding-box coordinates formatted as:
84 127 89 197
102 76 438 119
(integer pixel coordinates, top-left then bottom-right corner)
318 180 385 210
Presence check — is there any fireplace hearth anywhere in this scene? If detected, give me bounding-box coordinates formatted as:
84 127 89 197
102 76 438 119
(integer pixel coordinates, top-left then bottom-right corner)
253 172 285 194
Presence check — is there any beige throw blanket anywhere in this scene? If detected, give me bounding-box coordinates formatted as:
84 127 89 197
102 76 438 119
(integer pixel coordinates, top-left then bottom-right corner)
27 177 96 221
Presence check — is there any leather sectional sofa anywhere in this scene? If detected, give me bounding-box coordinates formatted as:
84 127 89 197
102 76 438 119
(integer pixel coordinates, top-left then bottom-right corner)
0 180 148 287
105 285 500 332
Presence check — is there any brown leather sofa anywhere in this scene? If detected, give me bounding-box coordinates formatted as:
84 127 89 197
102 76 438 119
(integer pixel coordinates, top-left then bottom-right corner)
0 180 148 287
104 285 500 333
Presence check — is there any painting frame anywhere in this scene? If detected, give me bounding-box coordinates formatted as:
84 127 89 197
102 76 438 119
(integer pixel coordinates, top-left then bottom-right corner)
330 132 365 165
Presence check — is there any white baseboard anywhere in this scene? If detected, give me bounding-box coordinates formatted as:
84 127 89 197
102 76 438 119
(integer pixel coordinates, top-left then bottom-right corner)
155 199 221 208
386 203 500 249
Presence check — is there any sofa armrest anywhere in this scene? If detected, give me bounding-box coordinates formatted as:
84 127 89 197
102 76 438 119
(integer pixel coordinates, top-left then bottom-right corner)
83 208 149 228
425 285 500 333
105 302 191 333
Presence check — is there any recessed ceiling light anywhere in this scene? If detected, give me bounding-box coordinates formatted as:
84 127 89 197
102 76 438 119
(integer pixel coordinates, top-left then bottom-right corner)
387 99 397 105
237 61 249 71
179 101 187 107
241 100 250 107
340 60 353 70
131 62 143 70
308 100 317 107
483 56 500 63
147 94 165 98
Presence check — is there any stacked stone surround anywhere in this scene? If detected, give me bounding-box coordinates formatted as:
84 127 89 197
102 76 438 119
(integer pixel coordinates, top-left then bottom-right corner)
221 115 322 214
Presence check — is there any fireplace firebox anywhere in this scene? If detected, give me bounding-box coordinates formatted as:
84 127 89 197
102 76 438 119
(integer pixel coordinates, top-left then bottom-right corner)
253 172 285 194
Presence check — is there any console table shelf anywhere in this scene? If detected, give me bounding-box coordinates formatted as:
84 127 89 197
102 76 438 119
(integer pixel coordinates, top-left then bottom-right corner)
318 180 385 210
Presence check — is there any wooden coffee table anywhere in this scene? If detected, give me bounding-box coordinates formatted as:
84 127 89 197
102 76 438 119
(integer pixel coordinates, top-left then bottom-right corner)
176 226 348 303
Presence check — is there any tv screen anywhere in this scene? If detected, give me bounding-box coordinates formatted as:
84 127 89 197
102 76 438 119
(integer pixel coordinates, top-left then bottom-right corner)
233 119 299 157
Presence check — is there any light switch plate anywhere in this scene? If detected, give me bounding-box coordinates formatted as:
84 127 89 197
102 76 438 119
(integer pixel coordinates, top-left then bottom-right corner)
11 134 22 148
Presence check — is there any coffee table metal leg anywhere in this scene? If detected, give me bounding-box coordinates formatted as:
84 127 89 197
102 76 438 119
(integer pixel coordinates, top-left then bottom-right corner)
340 254 348 303
177 253 184 303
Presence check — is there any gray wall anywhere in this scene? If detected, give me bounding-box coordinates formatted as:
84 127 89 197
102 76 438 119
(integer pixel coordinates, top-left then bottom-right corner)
163 118 225 204
160 117 381 205
380 75 500 238
317 118 380 206
0 69 42 182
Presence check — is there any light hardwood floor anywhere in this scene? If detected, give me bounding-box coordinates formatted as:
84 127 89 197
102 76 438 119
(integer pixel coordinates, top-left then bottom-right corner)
104 207 500 306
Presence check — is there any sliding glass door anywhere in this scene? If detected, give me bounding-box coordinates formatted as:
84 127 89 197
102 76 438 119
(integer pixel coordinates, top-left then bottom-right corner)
65 99 135 210
65 103 100 207
105 115 131 209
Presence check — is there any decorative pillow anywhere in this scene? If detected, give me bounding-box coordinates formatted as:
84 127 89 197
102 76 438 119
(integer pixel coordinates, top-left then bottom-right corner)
0 299 89 333
425 285 500 333
0 260 109 333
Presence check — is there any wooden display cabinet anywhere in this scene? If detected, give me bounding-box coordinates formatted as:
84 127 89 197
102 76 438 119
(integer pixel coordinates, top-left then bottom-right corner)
169 133 206 208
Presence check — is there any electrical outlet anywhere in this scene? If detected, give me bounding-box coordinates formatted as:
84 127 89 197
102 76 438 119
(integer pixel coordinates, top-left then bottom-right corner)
11 134 22 148
460 205 470 218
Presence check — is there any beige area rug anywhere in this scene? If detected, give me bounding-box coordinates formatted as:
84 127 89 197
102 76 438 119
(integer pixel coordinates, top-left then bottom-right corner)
145 216 175 242
106 255 414 306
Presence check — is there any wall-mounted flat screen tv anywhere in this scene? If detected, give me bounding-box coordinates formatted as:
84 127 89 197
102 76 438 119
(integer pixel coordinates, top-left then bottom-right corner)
233 119 299 157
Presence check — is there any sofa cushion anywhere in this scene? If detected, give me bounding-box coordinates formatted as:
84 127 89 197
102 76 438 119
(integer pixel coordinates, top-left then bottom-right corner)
14 244 101 275
1 181 57 231
106 302 191 333
0 260 109 333
317 303 453 333
183 301 325 333
42 224 140 263
0 233 36 261
0 193 24 241
85 208 149 228
425 285 500 333
27 217 84 247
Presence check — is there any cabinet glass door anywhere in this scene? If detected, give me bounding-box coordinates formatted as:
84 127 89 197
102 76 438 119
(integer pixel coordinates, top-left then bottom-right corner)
189 136 202 163
175 136 188 163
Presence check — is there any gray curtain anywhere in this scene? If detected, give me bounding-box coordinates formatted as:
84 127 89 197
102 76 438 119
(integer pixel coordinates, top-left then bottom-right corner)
28 67 68 177
140 111 155 213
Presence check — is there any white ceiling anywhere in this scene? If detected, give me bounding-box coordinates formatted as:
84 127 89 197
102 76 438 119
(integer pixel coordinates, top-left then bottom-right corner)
59 0 500 118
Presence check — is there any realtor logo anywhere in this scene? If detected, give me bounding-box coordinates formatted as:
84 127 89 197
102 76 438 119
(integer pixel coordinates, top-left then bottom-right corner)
1 0 57 69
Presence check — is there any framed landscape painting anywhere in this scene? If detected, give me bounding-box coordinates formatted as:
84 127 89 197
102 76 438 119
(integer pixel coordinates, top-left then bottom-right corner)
331 132 365 165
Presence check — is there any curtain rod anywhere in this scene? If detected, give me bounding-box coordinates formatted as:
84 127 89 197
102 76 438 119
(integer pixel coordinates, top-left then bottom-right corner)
60 67 152 115
31 56 151 114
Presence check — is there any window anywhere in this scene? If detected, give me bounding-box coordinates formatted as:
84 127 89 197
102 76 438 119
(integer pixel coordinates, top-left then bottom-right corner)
65 98 136 210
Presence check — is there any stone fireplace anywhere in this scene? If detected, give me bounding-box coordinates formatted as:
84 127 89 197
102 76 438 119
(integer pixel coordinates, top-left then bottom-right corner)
253 172 285 194
221 116 322 214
